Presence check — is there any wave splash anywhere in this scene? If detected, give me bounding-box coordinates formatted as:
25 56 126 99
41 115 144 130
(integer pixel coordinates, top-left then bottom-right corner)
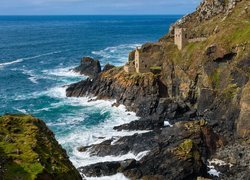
35 85 150 169
0 51 62 68
92 43 141 66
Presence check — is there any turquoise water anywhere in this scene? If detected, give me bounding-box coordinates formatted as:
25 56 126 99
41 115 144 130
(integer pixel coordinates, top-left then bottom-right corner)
0 15 180 167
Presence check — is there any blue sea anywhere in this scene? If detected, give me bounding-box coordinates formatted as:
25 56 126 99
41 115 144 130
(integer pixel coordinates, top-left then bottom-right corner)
0 15 180 168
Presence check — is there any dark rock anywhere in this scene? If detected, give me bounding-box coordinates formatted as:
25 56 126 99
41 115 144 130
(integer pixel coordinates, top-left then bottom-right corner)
114 117 164 131
119 159 137 171
79 120 219 179
66 68 167 117
77 146 90 152
73 57 101 79
210 141 250 179
78 161 121 177
88 131 159 157
78 159 139 178
103 63 115 72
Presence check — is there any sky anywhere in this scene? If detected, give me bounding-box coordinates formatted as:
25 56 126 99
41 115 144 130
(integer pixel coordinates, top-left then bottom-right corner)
0 0 201 15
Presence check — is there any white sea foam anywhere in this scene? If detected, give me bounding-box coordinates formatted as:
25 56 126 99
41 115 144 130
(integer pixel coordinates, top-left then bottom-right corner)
72 150 149 168
92 43 141 66
21 69 39 84
43 67 85 78
83 173 129 180
0 59 23 67
208 167 220 177
16 108 27 114
0 51 62 68
164 121 173 127
207 159 233 177
38 85 151 168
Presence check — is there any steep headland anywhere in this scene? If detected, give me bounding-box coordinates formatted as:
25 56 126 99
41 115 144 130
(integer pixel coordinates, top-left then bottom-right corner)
0 114 81 180
67 0 250 138
66 0 250 179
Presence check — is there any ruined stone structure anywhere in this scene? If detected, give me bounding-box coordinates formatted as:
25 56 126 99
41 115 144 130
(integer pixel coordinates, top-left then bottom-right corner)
134 48 152 73
124 47 153 73
174 27 189 50
124 61 136 73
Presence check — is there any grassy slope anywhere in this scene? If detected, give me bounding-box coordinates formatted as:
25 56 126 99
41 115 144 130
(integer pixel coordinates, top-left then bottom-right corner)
161 0 250 89
0 114 80 180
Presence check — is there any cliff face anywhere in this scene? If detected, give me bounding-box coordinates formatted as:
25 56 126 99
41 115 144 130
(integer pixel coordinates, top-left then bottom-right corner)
159 0 250 140
0 115 81 180
67 67 167 117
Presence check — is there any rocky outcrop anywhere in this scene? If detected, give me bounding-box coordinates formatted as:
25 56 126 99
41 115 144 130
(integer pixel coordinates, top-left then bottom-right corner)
196 0 226 21
113 116 164 131
67 67 166 117
0 114 81 180
237 81 250 138
102 63 115 72
66 67 197 120
73 57 101 79
78 120 222 179
208 141 250 179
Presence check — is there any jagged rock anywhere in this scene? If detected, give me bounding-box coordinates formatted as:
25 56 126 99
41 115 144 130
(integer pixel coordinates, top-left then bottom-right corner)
78 161 121 177
114 116 164 131
78 120 221 179
73 57 101 79
197 0 226 21
88 131 159 157
237 81 250 138
67 68 167 117
209 141 250 179
0 115 81 180
102 63 115 72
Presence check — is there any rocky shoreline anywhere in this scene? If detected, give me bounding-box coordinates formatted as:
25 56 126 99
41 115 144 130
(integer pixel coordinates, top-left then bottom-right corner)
66 0 250 179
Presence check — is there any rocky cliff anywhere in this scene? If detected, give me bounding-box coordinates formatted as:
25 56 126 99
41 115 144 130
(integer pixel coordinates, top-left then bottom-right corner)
73 57 101 79
0 114 81 180
66 0 250 179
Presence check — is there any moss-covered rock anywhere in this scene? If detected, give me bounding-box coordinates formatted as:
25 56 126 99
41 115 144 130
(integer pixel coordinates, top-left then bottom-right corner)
0 114 81 180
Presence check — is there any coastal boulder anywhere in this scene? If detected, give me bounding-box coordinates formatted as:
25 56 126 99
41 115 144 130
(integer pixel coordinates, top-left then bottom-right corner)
73 57 101 79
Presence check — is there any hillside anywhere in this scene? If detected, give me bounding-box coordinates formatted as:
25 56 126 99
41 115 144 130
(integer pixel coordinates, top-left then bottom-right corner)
0 114 81 180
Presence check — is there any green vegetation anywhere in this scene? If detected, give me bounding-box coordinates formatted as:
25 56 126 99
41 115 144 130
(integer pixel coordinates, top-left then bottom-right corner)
150 66 162 70
176 139 193 158
211 69 221 89
174 139 201 161
150 66 162 75
221 83 240 99
0 114 81 180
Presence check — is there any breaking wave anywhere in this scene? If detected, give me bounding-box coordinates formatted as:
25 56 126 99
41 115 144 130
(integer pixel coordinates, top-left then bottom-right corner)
0 51 62 68
92 43 141 66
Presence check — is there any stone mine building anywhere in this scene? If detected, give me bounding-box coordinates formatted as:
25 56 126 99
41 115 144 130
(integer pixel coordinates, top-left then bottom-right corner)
124 47 153 73
174 27 189 50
